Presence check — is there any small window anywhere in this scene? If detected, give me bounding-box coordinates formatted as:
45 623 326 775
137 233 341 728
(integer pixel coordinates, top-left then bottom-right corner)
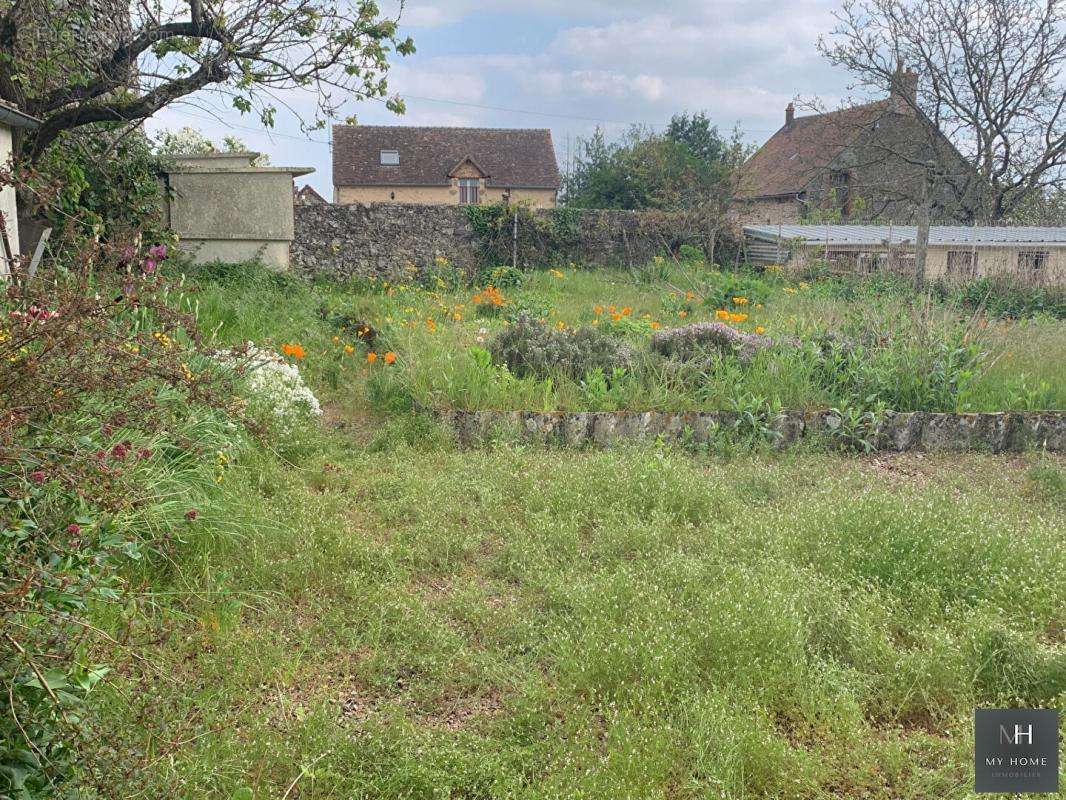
1018 250 1047 272
458 178 479 205
379 149 399 166
947 250 978 277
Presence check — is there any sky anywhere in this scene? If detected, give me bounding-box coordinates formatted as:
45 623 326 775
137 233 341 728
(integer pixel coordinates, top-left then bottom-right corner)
145 1 865 197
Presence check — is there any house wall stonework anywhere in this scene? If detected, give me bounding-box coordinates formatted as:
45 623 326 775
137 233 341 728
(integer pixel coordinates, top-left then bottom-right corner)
733 196 802 226
335 184 557 208
292 203 684 279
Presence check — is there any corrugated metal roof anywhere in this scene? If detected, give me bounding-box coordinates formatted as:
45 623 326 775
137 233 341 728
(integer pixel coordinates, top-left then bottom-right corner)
744 224 1066 247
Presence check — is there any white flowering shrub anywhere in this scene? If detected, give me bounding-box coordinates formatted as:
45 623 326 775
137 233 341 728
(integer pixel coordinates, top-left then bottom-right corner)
215 344 321 432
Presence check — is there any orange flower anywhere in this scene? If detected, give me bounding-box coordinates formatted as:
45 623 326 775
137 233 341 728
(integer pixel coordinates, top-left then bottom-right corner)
366 351 377 363
650 321 661 330
594 305 604 315
611 313 622 322
344 344 355 354
383 351 397 364
621 306 633 316
678 310 688 318
281 343 306 359
715 309 730 320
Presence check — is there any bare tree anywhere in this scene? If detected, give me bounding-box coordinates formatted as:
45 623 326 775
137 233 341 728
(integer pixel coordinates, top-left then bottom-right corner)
820 0 1066 220
0 0 415 161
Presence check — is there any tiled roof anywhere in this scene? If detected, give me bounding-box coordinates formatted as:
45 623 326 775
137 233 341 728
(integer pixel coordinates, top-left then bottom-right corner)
332 125 561 189
745 224 1066 247
735 101 890 199
295 184 327 204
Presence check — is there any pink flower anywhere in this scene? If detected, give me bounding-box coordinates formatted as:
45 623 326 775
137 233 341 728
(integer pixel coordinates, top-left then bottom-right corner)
67 524 81 535
148 244 168 260
141 259 157 275
28 470 46 485
137 448 152 460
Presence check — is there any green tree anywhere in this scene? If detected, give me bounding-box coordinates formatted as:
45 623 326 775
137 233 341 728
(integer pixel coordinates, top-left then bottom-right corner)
0 0 415 161
564 113 747 212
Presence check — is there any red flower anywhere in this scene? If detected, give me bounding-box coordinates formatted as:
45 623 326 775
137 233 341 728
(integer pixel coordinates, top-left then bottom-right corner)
28 470 46 485
67 524 81 535
184 508 198 521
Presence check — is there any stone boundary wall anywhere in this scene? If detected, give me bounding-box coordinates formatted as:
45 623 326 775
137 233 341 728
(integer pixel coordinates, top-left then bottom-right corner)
434 409 1066 452
292 203 689 279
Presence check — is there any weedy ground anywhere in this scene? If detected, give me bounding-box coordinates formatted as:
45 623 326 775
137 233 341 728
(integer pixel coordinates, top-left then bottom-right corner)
180 260 1066 414
94 262 1065 799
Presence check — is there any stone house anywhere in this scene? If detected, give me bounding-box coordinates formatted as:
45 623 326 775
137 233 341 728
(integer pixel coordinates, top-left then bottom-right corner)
0 100 40 273
331 126 561 208
743 224 1066 284
734 68 976 226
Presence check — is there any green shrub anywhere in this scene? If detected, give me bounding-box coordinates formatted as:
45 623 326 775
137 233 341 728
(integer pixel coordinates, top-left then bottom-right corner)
947 276 1066 320
701 271 773 309
651 322 774 365
489 313 634 379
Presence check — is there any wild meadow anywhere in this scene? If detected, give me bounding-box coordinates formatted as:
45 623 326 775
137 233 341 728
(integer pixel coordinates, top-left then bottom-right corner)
4 253 1064 799
185 256 1066 417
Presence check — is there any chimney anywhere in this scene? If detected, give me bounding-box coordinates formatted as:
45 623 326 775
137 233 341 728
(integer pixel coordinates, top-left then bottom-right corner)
785 102 795 126
890 63 918 115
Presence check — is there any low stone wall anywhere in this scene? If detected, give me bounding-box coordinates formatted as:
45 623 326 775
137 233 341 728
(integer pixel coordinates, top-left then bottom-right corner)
291 203 698 279
434 409 1066 452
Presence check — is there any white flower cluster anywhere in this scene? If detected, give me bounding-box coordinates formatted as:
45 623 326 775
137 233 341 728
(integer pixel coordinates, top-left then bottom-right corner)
216 344 321 429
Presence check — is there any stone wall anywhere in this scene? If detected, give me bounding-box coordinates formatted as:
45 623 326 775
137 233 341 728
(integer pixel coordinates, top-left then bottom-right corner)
292 203 703 279
435 409 1066 452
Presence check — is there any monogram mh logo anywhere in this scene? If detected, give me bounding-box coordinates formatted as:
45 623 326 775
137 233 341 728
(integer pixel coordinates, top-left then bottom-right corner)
975 709 1058 793
1000 723 1034 746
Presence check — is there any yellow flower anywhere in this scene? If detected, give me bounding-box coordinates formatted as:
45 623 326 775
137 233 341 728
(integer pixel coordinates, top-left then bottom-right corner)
784 287 797 294
755 325 766 334
733 296 749 305
549 268 564 278
453 312 462 322
729 312 748 323
594 305 604 315
715 309 730 320
344 344 355 354
332 336 340 344
799 282 810 290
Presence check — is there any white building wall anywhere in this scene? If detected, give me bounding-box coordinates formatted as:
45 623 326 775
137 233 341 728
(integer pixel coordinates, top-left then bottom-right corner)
0 123 19 275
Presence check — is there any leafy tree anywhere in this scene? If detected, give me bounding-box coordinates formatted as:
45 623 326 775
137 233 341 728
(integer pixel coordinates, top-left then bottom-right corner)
564 114 746 212
0 0 415 161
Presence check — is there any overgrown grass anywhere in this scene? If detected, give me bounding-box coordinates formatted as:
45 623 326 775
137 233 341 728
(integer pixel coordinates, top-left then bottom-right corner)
95 426 1066 798
176 260 1066 413
66 260 1066 798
